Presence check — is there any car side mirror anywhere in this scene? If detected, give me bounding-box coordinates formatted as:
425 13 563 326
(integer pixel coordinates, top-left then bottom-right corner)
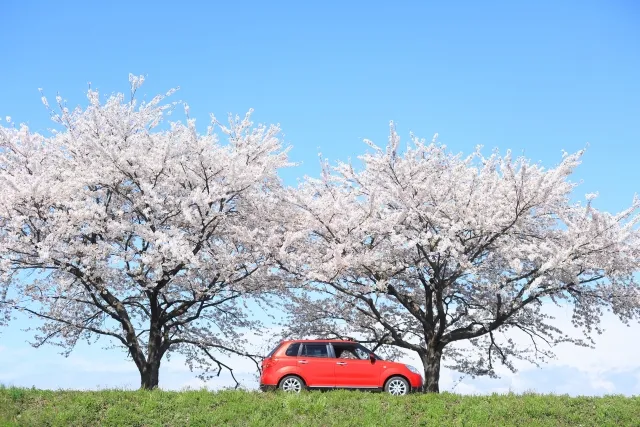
369 353 376 363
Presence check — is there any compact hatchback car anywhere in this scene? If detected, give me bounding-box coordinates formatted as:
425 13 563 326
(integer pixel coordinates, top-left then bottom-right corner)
259 339 423 395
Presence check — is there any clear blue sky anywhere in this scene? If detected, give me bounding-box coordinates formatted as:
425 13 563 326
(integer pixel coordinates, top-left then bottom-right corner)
1 0 640 394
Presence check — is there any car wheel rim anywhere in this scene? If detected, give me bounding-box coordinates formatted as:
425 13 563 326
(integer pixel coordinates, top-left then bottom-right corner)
281 378 302 392
388 379 407 396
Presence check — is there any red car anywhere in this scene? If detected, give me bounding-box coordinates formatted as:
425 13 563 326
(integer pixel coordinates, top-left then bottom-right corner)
259 339 423 395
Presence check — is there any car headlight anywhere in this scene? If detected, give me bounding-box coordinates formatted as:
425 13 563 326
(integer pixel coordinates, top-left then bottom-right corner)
405 364 420 374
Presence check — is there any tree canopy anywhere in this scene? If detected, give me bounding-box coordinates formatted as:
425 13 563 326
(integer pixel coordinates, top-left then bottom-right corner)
0 76 290 388
2 78 639 392
279 124 640 392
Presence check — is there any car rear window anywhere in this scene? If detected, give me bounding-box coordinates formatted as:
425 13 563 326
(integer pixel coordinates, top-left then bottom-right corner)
285 343 300 356
266 342 282 358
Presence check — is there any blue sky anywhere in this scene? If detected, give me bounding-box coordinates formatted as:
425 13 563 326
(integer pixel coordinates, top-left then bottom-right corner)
1 0 640 394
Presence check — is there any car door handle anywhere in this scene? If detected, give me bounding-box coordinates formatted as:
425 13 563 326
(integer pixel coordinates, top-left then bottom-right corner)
336 362 347 366
298 360 308 364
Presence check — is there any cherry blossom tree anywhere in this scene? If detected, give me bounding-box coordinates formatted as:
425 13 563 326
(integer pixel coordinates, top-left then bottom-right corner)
279 124 640 392
0 75 291 389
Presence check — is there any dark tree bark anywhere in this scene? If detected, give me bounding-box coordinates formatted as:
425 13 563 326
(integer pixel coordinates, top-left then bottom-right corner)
419 345 443 393
140 359 161 390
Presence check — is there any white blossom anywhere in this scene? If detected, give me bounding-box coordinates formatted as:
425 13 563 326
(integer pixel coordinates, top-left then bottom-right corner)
279 123 640 392
0 79 292 388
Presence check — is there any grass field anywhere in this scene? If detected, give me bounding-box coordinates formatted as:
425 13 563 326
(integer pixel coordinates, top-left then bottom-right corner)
1 386 639 426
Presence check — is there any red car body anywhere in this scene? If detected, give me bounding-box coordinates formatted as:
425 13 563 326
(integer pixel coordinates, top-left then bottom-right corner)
259 339 423 395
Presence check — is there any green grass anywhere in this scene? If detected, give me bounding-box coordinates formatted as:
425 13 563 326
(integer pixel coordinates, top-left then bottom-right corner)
1 386 638 426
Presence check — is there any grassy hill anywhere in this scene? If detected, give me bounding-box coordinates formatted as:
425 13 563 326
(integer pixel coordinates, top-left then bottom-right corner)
1 386 638 426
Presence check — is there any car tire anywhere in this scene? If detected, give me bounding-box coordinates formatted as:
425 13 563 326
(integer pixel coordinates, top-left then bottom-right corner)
384 376 409 396
278 375 305 393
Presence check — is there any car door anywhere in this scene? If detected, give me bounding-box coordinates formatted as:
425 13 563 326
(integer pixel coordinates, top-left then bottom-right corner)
331 344 382 388
298 343 335 387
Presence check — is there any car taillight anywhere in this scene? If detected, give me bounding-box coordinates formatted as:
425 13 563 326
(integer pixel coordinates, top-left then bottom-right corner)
262 358 273 369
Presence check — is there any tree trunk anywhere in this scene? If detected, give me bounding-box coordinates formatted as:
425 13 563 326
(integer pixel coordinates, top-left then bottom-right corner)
140 359 161 390
141 304 163 390
419 345 442 393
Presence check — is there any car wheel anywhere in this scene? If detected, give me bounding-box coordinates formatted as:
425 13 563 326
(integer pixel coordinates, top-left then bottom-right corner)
384 376 409 396
278 375 304 393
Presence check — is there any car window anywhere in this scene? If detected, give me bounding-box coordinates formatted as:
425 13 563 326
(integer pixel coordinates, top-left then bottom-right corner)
354 347 370 360
339 349 359 359
266 342 282 358
331 344 358 359
355 344 380 360
301 344 329 358
285 343 300 356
